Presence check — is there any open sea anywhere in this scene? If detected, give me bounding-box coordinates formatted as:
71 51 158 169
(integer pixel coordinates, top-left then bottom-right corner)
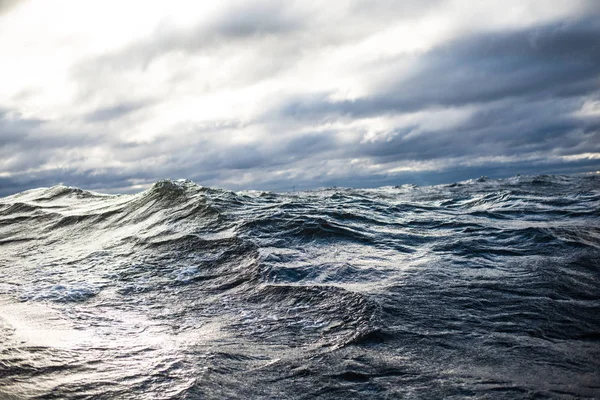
0 174 599 399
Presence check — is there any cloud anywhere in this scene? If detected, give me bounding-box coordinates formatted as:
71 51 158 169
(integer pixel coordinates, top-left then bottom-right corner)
73 0 307 76
274 17 600 120
0 1 599 197
84 101 149 123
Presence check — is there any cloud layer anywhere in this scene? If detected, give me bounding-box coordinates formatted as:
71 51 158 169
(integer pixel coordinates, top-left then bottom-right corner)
1 0 599 196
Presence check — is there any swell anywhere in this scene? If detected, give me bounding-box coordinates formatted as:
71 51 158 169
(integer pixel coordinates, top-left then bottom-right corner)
0 174 598 399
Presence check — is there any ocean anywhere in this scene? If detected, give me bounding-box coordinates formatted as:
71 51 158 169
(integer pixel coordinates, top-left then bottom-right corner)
0 174 599 399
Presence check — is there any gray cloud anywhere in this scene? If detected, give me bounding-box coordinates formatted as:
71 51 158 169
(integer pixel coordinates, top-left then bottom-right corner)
352 97 600 162
0 108 43 147
275 18 600 120
1 2 600 197
84 101 149 123
0 109 99 153
252 17 600 177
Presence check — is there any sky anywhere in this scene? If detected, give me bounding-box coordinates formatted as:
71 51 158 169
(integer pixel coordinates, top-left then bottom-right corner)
0 0 599 196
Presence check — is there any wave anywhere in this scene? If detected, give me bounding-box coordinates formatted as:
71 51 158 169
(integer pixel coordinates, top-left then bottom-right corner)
0 174 599 399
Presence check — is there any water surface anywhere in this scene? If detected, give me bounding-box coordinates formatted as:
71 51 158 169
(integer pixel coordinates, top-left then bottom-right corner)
1 174 599 398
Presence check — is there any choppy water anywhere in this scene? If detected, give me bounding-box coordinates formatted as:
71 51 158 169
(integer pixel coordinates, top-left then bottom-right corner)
0 174 599 399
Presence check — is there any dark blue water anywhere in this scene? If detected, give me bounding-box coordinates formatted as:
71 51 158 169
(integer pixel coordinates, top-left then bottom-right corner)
0 174 599 399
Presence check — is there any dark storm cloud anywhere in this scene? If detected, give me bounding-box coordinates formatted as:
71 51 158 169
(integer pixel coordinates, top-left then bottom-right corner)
0 109 54 173
260 17 600 175
0 107 111 175
353 98 600 163
0 108 43 147
276 18 600 119
132 130 337 173
282 132 337 156
0 108 100 153
217 131 338 170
